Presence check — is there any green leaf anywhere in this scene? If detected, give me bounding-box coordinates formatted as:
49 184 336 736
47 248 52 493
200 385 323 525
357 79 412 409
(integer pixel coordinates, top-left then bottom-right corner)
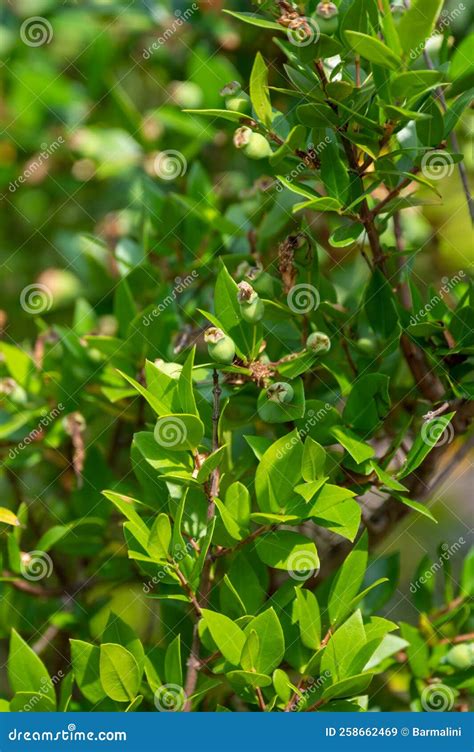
214 261 256 359
214 497 243 541
99 644 140 702
165 635 182 687
178 347 198 416
344 31 401 70
70 640 106 704
296 103 338 128
10 692 56 712
294 587 321 650
102 613 145 675
319 135 350 204
196 446 227 483
222 10 283 31
201 609 246 666
398 413 455 478
323 672 373 700
255 430 303 514
394 495 437 523
391 70 444 99
321 610 366 682
343 374 390 434
8 631 55 707
184 108 252 123
301 436 326 483
400 622 429 678
240 629 260 671
397 0 444 59
330 426 375 464
250 52 272 128
328 532 368 625
365 268 399 337
244 608 285 674
148 514 172 559
153 413 204 452
255 531 319 574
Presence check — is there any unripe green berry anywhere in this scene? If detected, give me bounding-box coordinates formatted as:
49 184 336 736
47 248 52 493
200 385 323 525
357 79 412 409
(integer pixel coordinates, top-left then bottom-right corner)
356 337 376 355
306 331 331 354
204 327 236 364
267 382 294 404
314 2 339 34
444 643 474 670
233 127 272 160
226 94 251 114
237 281 265 323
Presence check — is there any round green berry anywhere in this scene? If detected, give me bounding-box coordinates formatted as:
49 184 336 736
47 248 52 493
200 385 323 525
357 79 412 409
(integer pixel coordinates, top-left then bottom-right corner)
267 382 294 404
233 127 272 160
314 2 339 35
356 337 376 355
204 327 236 364
306 331 331 354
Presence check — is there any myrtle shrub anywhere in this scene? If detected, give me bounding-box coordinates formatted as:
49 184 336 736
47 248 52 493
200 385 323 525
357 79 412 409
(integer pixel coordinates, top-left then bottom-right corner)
0 0 473 714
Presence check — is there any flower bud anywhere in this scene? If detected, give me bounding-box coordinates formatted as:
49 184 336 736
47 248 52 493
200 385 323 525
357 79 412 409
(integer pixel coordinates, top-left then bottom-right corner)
233 127 272 160
314 2 339 34
237 281 265 323
266 382 294 404
306 331 331 354
204 327 236 364
356 337 376 355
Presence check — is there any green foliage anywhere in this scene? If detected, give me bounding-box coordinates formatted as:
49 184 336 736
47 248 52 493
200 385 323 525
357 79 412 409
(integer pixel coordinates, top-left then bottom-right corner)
0 0 472 714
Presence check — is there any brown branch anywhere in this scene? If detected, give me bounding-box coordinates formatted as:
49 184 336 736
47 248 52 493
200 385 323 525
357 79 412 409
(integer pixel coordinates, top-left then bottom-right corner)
184 369 221 711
